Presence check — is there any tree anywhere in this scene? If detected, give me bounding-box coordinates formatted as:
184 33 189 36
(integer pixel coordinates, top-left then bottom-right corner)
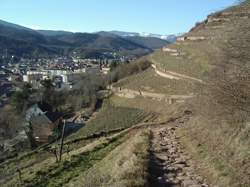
40 79 56 106
11 83 32 113
110 61 118 71
0 107 23 138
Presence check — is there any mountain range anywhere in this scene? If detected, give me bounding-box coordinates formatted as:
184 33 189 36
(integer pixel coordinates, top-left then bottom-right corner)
0 19 177 58
107 31 178 42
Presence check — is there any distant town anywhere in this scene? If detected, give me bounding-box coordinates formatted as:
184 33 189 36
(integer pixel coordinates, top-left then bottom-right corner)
0 53 135 107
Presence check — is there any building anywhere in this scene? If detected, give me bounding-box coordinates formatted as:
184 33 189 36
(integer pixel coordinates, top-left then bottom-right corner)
26 102 62 143
100 67 110 74
23 68 87 85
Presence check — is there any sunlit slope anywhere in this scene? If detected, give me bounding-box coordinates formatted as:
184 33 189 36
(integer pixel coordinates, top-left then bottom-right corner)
149 1 250 79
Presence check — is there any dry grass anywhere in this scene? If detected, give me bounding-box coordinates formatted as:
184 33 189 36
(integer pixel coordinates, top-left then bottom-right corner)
178 116 250 187
176 1 250 186
148 1 248 80
2 129 130 187
66 129 151 187
114 68 196 95
67 100 150 140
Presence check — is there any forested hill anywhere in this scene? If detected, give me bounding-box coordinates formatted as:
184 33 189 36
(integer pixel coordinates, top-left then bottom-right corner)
0 20 170 58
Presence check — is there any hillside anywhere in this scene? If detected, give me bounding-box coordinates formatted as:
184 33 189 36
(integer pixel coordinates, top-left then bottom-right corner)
148 2 250 79
125 36 170 50
37 30 73 36
1 1 250 187
135 0 250 186
0 20 171 58
95 0 250 186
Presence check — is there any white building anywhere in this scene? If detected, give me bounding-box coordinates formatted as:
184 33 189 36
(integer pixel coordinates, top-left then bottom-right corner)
23 68 87 84
23 75 29 82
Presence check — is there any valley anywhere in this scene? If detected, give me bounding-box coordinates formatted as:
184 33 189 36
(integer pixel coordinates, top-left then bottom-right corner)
0 0 250 187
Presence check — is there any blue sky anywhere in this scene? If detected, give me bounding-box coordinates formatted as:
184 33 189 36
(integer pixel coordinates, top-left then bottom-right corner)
0 0 236 34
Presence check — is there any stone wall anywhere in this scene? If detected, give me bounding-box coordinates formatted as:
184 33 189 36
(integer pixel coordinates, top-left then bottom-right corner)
177 36 206 42
162 47 178 53
111 87 193 104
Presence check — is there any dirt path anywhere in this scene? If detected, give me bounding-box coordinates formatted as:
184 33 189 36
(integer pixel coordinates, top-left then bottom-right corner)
148 114 209 187
152 65 181 80
111 87 193 103
151 62 203 83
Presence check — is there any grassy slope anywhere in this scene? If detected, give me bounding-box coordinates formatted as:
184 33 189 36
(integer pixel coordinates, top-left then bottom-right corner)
2 125 152 187
2 129 131 187
148 5 237 79
114 68 196 95
173 2 250 186
1 98 155 186
2 2 250 187
66 129 150 187
67 100 152 140
1 75 178 186
110 1 250 186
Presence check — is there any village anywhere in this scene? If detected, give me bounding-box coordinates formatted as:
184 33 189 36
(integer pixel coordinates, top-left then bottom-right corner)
0 53 136 160
0 53 136 106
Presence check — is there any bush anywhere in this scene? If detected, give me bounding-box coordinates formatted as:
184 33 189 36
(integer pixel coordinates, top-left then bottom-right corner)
108 59 151 84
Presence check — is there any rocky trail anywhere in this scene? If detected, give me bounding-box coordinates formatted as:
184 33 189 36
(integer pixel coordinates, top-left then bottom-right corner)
148 113 209 187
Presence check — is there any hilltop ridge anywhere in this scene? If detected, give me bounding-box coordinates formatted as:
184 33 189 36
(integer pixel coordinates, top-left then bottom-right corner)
0 19 172 58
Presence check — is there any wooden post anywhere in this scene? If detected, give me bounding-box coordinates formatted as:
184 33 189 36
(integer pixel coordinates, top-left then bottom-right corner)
53 148 59 162
66 144 70 156
59 119 66 162
17 167 22 184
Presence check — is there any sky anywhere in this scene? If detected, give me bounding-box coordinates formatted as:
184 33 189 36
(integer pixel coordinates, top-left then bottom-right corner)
0 0 237 35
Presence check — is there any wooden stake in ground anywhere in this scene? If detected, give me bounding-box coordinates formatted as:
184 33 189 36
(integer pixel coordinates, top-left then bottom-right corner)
59 119 66 162
16 167 22 184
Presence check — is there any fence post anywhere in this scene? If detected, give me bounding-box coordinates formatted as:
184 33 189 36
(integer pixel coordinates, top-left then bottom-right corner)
59 119 66 162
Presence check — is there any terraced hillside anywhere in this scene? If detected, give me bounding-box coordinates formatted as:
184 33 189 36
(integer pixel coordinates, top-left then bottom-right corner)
67 100 156 140
109 1 250 186
1 1 250 187
114 68 196 95
0 129 131 187
0 98 156 187
149 1 250 79
144 1 250 187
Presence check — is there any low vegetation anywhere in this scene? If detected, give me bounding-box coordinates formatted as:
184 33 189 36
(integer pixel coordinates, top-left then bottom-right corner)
2 129 129 187
108 59 151 84
66 129 151 187
114 68 196 95
178 1 250 186
2 1 250 187
67 99 152 140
